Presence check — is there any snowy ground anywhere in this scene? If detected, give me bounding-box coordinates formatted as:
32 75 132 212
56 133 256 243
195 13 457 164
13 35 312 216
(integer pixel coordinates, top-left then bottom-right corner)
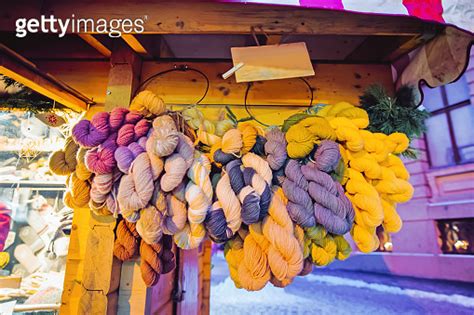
210 252 474 315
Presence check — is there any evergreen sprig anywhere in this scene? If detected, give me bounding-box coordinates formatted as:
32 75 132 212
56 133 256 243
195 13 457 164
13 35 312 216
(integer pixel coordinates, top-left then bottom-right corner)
360 84 430 158
1 76 55 113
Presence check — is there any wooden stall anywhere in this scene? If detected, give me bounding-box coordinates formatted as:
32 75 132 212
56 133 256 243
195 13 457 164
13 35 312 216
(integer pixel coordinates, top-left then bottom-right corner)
0 1 467 314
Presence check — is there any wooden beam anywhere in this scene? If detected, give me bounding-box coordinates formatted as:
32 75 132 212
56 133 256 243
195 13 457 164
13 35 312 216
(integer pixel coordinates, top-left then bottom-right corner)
345 33 437 62
0 44 92 111
345 36 414 62
121 34 150 57
383 33 435 61
104 41 142 111
157 36 175 58
0 0 442 36
78 34 112 58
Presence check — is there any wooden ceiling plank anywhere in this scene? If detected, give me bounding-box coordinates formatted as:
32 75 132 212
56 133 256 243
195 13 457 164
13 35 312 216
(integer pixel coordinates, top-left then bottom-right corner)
0 1 442 36
78 34 112 57
121 34 150 57
383 34 434 61
0 44 92 111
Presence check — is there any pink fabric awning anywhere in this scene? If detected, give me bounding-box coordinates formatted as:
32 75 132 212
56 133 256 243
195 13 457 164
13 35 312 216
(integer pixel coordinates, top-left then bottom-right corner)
222 0 473 34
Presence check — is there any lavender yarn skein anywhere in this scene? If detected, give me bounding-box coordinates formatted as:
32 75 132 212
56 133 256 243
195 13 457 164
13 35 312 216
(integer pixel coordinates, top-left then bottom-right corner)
311 140 340 173
265 128 288 171
301 165 354 234
282 160 315 227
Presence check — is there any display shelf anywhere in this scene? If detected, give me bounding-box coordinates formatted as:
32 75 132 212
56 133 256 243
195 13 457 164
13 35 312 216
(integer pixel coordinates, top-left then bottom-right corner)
0 180 66 189
0 144 62 153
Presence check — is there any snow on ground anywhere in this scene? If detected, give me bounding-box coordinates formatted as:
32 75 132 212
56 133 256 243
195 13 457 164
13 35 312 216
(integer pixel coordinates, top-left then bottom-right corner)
304 274 474 308
210 253 474 315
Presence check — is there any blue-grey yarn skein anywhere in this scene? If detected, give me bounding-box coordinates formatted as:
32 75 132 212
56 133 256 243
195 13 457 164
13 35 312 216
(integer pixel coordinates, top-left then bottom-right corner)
282 160 315 227
205 201 233 243
301 164 355 235
226 159 262 225
311 140 340 173
243 167 271 221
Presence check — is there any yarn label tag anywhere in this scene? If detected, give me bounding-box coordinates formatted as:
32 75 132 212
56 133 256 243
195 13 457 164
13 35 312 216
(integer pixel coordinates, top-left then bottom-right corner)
231 42 315 83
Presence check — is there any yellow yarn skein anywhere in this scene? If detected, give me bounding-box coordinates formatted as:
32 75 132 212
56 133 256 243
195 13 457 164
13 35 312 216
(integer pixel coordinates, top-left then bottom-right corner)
373 167 414 203
63 172 90 209
238 223 271 291
286 116 336 159
328 117 364 152
345 169 384 228
262 188 303 282
346 149 382 180
345 168 384 253
304 225 350 266
384 132 410 154
381 154 410 180
221 129 243 155
381 199 402 233
318 102 369 129
224 234 245 289
333 235 352 260
75 147 92 181
237 123 258 154
130 90 166 116
360 131 391 163
197 127 221 147
182 107 204 130
49 137 79 176
182 107 234 146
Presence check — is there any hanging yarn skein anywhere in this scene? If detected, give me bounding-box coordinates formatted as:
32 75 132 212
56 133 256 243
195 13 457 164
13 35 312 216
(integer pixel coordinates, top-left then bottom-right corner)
49 85 418 291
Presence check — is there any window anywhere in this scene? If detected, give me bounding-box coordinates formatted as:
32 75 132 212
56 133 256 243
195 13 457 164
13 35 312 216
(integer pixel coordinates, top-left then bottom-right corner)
422 75 474 167
437 219 474 255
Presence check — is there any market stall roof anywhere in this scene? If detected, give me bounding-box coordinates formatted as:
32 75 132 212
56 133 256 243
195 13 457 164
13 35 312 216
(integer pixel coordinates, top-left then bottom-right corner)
221 0 473 34
0 0 472 110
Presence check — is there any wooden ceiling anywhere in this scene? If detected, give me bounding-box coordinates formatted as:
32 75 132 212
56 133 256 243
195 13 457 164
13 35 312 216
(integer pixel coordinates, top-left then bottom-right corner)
0 0 446 110
0 0 444 64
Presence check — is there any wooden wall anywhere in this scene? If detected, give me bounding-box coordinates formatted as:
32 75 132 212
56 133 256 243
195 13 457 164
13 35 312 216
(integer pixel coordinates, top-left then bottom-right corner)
36 60 393 108
53 60 393 315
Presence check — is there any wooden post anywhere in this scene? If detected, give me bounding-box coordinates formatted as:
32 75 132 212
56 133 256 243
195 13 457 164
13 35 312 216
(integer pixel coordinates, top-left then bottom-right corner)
176 248 200 314
201 241 212 315
105 42 143 314
105 42 141 111
60 41 142 315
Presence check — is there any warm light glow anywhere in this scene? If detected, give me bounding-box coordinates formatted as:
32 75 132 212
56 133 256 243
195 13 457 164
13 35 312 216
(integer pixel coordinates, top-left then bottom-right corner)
383 242 393 251
454 240 469 250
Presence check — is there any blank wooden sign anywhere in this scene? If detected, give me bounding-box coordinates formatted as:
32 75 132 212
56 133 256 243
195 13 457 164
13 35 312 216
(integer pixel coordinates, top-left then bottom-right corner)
230 42 315 82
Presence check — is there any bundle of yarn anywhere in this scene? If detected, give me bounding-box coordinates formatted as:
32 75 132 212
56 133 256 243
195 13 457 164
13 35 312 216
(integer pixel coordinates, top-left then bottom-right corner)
49 90 415 290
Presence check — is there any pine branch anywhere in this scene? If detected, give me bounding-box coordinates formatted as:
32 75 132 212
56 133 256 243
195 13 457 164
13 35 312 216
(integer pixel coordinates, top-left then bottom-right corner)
360 84 429 141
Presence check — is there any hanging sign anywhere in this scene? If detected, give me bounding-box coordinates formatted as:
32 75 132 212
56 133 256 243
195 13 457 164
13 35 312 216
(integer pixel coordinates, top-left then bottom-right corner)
229 42 314 82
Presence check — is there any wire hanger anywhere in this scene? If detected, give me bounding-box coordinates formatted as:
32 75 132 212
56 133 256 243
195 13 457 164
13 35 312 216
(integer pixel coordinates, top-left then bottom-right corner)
242 78 314 127
133 64 210 105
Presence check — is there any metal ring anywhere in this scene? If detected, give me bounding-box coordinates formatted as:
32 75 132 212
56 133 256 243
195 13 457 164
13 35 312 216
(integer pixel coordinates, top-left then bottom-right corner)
134 64 210 104
244 77 314 127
